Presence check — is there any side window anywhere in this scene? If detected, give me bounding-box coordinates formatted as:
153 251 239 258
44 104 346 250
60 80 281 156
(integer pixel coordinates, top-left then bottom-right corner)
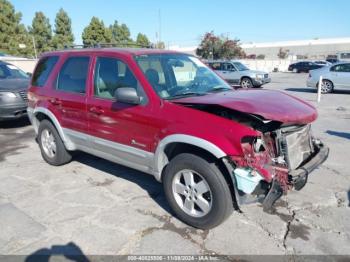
0 65 7 78
94 57 147 103
209 62 222 70
31 56 59 87
224 63 236 71
344 64 350 72
56 56 89 94
331 64 350 72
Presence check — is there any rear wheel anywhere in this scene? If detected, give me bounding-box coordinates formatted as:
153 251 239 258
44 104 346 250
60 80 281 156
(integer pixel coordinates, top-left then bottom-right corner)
163 153 233 229
321 80 334 93
38 120 72 166
240 77 253 88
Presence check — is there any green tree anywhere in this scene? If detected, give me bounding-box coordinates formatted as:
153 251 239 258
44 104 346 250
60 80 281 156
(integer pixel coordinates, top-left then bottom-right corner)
221 39 245 59
196 32 223 59
136 33 150 47
0 0 33 57
82 17 110 46
196 32 245 59
52 8 74 49
109 20 133 46
29 12 52 54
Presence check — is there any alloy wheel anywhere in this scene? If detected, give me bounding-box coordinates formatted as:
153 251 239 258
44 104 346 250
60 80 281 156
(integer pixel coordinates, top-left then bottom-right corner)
321 80 333 93
172 169 212 217
41 129 57 158
241 79 253 88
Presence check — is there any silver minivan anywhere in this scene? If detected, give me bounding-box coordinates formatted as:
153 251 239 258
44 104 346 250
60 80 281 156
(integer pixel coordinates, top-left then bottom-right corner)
208 60 271 88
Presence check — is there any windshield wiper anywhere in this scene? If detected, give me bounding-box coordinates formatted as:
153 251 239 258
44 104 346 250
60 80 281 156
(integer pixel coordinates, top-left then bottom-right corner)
208 86 232 93
168 92 208 100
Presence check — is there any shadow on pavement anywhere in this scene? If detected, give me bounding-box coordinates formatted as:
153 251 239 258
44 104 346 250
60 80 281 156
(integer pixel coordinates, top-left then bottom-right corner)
348 190 350 207
74 152 171 214
285 88 350 95
284 88 315 93
0 117 30 129
326 130 350 140
25 242 89 262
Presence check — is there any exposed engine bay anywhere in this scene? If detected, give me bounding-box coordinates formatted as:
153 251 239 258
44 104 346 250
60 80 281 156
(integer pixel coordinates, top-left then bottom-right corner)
178 103 329 210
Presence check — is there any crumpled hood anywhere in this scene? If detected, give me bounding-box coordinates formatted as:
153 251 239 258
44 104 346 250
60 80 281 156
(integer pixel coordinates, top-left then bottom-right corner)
0 79 29 92
173 89 317 124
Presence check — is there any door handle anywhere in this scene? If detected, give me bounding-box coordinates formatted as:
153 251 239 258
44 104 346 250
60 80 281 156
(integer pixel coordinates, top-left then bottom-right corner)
49 98 62 106
89 106 104 115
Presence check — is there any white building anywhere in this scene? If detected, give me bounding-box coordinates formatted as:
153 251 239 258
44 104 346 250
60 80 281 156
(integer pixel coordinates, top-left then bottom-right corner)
169 37 350 59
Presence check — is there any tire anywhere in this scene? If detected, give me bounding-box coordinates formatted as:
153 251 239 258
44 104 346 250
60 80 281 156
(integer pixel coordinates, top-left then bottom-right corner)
163 153 233 229
320 79 334 94
240 77 253 88
38 119 72 166
292 68 299 73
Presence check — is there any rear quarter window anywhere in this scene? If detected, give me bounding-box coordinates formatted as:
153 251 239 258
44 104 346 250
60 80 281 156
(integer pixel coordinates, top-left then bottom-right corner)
31 56 59 87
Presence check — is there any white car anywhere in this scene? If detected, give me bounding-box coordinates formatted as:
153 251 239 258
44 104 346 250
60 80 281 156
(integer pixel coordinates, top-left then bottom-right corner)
307 62 350 93
313 60 332 67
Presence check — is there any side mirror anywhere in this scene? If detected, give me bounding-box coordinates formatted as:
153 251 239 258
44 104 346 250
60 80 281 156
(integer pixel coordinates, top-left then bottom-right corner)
115 87 140 104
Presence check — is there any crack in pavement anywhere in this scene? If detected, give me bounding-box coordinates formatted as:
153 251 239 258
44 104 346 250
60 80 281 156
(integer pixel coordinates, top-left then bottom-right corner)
135 209 216 255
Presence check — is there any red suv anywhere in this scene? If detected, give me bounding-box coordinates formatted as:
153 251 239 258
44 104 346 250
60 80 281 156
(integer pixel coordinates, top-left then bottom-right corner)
27 48 329 229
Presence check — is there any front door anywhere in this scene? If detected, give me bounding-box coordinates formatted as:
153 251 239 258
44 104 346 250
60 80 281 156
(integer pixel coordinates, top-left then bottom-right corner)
222 62 240 84
86 56 155 173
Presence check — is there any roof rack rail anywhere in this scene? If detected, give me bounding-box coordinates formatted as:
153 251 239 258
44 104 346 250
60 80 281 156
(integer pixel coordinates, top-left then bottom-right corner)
63 42 153 49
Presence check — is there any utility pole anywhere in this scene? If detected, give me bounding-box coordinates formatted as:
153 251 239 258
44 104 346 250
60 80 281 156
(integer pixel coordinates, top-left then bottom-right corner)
158 9 162 46
31 35 37 59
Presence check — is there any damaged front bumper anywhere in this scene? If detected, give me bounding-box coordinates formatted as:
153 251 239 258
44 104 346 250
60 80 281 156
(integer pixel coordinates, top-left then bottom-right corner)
223 139 329 211
289 141 329 190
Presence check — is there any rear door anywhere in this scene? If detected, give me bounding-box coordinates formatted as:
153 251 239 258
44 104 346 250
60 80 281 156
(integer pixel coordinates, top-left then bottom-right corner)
86 55 155 173
48 54 91 144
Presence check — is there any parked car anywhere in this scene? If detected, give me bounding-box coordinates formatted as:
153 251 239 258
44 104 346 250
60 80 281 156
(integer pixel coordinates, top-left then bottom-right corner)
288 61 324 73
27 48 328 229
208 60 271 88
307 62 350 93
313 60 332 67
326 58 339 64
0 61 30 120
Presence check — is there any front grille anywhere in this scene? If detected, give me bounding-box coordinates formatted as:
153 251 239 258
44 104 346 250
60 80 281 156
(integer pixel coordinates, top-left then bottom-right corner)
18 90 28 102
264 74 268 78
279 125 314 170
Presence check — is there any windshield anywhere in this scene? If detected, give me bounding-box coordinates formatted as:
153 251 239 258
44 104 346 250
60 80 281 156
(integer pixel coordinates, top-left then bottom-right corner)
135 54 232 99
233 62 249 71
0 63 29 79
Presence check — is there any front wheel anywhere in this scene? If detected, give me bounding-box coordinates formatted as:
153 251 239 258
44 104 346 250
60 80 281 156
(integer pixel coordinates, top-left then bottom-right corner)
293 68 299 73
240 77 253 88
321 80 334 93
163 153 233 229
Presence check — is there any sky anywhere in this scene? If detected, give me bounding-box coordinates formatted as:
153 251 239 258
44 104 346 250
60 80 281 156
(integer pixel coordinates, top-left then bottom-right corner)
10 0 350 47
